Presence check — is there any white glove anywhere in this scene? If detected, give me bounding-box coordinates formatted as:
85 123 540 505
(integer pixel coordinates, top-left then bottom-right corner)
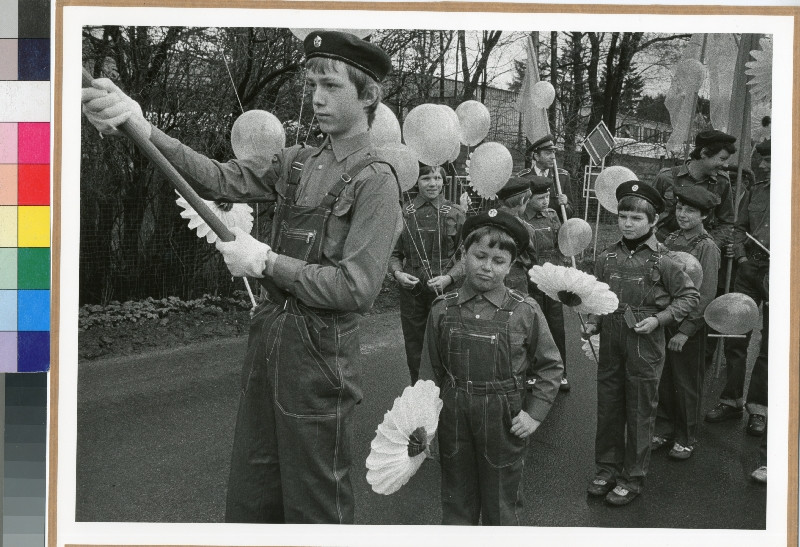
459 191 472 209
81 78 151 139
215 227 272 278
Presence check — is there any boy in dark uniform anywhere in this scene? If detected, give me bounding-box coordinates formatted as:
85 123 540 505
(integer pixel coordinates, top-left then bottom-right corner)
653 186 721 460
82 30 400 524
518 134 573 222
389 165 465 384
583 182 699 505
521 175 570 391
420 209 563 525
705 139 771 436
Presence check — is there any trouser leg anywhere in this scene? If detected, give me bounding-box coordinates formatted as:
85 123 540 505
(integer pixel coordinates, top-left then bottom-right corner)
595 317 626 482
440 388 481 525
619 327 664 494
655 334 676 440
746 303 769 416
399 286 436 384
669 328 705 446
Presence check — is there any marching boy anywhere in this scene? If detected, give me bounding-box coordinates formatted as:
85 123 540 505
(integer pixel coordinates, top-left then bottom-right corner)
521 175 570 391
583 182 699 506
389 164 465 384
82 31 400 524
420 209 563 525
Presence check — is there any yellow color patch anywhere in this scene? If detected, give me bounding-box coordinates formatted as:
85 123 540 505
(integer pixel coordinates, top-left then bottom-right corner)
0 206 17 247
18 206 50 247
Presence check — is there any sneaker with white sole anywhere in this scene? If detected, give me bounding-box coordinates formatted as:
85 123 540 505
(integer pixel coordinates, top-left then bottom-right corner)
668 442 694 460
751 466 767 483
605 485 638 506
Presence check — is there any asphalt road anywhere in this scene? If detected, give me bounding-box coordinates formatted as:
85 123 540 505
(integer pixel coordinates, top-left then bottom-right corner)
76 310 766 528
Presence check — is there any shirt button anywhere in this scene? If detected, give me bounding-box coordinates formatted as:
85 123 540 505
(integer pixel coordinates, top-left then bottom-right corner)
318 165 323 170
475 314 480 319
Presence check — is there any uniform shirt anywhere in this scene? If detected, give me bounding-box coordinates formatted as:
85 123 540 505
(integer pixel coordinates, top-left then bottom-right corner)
733 179 770 261
420 283 563 421
664 230 721 337
588 234 700 328
519 204 566 266
150 128 401 313
388 194 464 278
649 162 735 247
519 165 574 220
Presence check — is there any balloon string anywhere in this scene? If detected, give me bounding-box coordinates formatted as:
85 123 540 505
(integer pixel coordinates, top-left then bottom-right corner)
401 191 435 283
222 53 245 114
296 76 308 146
304 113 317 146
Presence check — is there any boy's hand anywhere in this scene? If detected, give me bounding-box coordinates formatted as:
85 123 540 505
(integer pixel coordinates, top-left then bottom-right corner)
82 78 151 138
394 271 420 289
510 410 540 439
634 316 659 334
668 333 689 352
215 227 272 278
581 323 599 339
556 193 568 206
427 275 451 293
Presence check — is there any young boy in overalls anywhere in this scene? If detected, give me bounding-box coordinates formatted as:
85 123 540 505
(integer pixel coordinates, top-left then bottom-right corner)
583 182 699 506
653 186 721 460
521 175 570 391
420 209 563 525
390 165 465 384
82 31 400 524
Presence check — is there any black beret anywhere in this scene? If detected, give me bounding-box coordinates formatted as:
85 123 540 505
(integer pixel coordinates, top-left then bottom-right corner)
496 177 531 201
674 185 721 211
462 209 530 255
695 129 736 148
526 134 556 156
616 181 665 214
755 139 771 158
528 175 552 195
304 31 392 82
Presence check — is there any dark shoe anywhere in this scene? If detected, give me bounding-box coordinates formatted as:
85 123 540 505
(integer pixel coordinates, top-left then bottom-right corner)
559 376 571 392
587 478 616 497
747 414 766 436
650 435 670 451
668 442 694 460
605 485 638 506
705 403 743 423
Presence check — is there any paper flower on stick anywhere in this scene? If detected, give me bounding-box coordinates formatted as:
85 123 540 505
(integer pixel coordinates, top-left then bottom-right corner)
745 37 772 104
175 192 253 244
582 334 600 359
529 263 618 315
366 380 443 495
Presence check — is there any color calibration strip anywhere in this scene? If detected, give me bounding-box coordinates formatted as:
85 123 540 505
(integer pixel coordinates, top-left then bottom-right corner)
0 0 51 374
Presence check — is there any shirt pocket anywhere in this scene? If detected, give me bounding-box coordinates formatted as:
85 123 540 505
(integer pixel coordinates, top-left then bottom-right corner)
332 184 355 217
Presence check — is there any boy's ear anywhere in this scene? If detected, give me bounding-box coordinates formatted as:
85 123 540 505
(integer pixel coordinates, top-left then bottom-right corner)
360 82 379 106
652 213 660 226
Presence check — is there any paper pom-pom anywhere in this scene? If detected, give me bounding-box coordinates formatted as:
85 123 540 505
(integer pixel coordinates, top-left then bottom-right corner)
175 193 253 244
529 263 619 315
745 37 772 104
366 380 443 495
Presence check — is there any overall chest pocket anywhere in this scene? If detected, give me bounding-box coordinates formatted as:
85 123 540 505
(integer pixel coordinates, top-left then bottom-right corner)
608 272 647 306
277 222 317 261
447 327 500 381
533 227 555 253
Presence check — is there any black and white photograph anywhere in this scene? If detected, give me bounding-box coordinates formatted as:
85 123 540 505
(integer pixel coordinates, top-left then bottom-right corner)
55 4 796 546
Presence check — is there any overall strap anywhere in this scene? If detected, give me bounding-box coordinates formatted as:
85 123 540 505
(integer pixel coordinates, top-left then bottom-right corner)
320 158 395 210
492 290 523 322
443 292 461 319
285 146 316 204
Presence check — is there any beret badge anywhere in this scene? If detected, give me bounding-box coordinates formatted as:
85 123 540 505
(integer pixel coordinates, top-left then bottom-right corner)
313 35 322 48
488 209 498 217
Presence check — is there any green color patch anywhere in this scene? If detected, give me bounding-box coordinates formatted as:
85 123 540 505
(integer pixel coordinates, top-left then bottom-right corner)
17 247 49 289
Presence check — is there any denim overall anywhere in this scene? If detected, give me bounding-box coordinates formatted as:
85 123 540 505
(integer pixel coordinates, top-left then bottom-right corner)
656 233 711 446
225 148 386 524
437 291 528 525
595 248 666 493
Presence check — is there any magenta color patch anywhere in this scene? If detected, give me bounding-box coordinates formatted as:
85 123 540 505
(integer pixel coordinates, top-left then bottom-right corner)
18 122 49 164
0 123 17 163
0 331 18 372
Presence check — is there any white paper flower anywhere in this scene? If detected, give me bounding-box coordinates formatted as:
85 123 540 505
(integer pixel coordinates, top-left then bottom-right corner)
529 263 619 315
745 37 772 104
366 380 443 495
175 192 253 244
582 334 600 359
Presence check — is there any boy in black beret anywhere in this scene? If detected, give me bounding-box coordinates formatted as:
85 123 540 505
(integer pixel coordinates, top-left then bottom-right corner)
705 139 770 436
420 209 563 525
653 186 721 460
584 182 699 505
82 30 400 524
521 175 571 391
518 134 573 222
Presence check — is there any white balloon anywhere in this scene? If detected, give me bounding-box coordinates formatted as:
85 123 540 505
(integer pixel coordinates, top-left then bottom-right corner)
447 140 461 163
455 100 491 146
532 81 556 108
370 103 401 146
402 104 461 167
469 142 513 199
290 28 374 41
558 218 593 256
595 166 638 214
377 144 420 193
231 110 286 161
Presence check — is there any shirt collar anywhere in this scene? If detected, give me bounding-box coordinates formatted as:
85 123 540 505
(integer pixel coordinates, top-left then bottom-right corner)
534 165 549 177
312 132 371 162
412 194 444 209
456 282 508 308
682 160 718 182
617 233 661 253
